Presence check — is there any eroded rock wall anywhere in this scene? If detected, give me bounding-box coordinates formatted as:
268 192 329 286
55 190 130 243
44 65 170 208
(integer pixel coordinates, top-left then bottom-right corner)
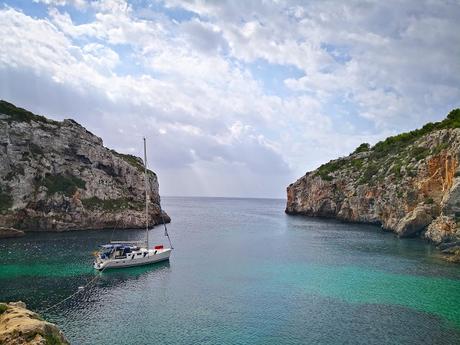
286 115 460 254
0 101 170 231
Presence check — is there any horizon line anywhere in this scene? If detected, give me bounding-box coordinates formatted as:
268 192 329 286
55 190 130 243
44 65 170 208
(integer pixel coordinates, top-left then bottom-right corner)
161 195 286 200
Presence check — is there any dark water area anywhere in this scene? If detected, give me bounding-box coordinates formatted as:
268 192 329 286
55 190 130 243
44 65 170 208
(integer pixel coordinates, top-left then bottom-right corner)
1 197 459 345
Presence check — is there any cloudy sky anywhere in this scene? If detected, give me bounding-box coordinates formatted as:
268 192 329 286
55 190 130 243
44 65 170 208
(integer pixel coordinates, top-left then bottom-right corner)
1 0 459 198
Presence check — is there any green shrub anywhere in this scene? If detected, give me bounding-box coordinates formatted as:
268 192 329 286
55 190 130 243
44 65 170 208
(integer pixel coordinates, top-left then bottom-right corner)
369 108 460 159
315 159 347 180
43 174 86 196
82 197 143 211
358 164 379 185
353 143 370 154
425 197 434 204
350 158 364 170
0 303 7 314
411 146 431 161
44 332 65 345
372 131 422 158
110 150 146 173
441 108 460 128
0 100 60 125
432 142 449 155
390 162 402 178
309 108 460 185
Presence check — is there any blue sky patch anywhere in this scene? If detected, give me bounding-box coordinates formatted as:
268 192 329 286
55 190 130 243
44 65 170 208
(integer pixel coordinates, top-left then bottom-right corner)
321 43 352 65
247 59 305 97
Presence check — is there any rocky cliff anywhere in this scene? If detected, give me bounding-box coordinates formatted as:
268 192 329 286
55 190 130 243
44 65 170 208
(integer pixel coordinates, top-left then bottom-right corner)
286 109 460 262
0 100 170 231
0 301 69 345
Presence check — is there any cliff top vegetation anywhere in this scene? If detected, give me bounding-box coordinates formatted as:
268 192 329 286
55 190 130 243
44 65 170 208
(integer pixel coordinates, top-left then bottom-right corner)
315 109 460 182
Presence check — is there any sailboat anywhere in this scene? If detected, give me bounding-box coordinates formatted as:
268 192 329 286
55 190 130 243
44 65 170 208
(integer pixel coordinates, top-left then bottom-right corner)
93 138 173 271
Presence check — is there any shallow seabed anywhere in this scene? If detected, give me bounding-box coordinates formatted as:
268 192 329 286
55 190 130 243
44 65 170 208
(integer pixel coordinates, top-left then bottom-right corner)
1 197 459 345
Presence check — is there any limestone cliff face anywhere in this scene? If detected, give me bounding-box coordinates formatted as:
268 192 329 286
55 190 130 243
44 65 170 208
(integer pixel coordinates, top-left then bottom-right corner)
286 109 460 255
0 100 170 231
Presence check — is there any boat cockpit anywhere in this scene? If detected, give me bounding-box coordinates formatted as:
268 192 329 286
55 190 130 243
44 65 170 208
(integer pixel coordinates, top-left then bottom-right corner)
98 244 144 260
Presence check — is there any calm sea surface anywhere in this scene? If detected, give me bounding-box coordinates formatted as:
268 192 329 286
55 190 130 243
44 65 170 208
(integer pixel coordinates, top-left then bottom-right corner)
1 197 460 345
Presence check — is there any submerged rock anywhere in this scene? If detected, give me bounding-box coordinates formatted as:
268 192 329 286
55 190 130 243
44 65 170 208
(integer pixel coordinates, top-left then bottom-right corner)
0 301 69 345
0 100 170 231
286 109 460 262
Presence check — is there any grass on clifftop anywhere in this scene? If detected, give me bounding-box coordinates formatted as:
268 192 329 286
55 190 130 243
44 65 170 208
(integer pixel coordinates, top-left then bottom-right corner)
110 150 145 172
352 143 370 154
315 108 460 182
371 108 460 158
110 149 157 176
1 100 157 178
0 100 60 125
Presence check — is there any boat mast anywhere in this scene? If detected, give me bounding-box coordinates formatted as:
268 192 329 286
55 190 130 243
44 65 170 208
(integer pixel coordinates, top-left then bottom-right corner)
144 137 149 248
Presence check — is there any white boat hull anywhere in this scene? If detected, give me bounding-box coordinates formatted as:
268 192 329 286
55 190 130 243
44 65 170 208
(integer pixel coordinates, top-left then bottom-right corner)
94 248 171 271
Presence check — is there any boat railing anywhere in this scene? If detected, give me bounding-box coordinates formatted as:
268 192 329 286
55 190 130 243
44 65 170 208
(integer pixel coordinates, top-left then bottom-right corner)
110 240 146 245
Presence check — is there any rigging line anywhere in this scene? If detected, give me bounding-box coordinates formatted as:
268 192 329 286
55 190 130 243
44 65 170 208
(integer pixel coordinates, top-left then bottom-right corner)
145 136 172 249
109 217 122 243
158 197 173 249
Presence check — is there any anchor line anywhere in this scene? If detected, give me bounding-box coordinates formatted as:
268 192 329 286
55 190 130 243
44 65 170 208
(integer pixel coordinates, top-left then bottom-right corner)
39 265 108 315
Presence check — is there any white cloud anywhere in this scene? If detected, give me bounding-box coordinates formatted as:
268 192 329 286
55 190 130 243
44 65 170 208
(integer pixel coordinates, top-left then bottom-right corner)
1 0 460 197
33 0 87 10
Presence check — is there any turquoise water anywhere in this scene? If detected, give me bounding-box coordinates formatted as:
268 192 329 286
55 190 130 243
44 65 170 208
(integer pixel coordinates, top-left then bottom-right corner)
1 197 459 345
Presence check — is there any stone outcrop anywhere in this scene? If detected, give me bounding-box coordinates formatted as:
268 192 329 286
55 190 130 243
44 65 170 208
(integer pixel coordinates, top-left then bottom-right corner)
286 109 460 261
0 227 25 239
0 301 69 345
0 100 170 231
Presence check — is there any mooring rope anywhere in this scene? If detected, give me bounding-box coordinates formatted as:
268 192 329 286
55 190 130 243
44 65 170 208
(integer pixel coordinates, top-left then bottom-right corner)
39 265 108 315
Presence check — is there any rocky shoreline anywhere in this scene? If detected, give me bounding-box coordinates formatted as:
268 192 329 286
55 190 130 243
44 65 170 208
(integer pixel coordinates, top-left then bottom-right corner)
286 109 460 263
0 101 170 232
0 226 25 239
0 301 69 345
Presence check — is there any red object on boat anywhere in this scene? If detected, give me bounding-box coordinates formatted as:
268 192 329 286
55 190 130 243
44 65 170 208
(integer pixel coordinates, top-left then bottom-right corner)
154 245 164 250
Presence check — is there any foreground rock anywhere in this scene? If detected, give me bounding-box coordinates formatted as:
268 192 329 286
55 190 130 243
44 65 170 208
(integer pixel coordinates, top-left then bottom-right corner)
286 109 460 262
0 100 170 231
0 301 69 345
0 227 25 239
